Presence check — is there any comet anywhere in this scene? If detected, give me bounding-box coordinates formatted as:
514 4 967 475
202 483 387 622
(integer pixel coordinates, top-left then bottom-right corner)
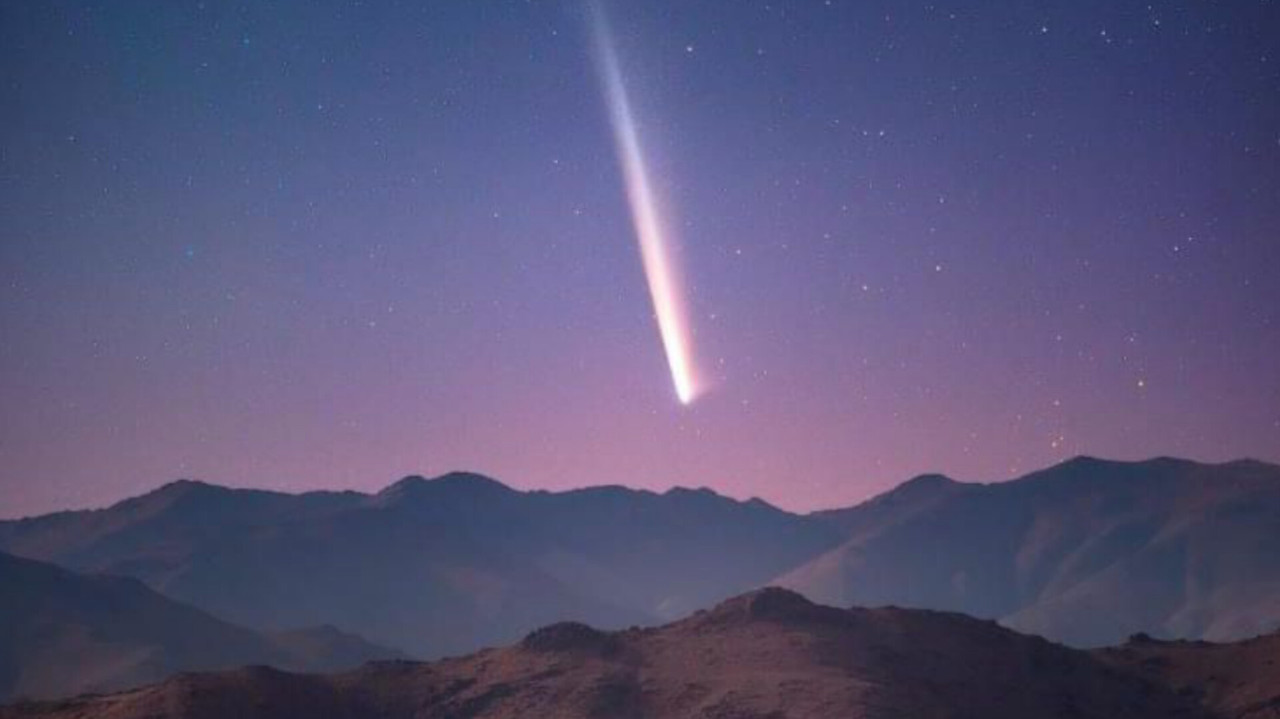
588 3 701 405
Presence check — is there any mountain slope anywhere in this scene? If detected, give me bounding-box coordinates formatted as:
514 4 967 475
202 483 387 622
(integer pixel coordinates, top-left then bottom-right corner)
0 552 399 702
4 456 1277 655
0 588 1209 719
0 474 839 657
777 456 1280 646
1098 631 1280 719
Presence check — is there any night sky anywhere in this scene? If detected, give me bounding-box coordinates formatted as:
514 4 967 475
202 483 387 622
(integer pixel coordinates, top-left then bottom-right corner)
2 0 1278 518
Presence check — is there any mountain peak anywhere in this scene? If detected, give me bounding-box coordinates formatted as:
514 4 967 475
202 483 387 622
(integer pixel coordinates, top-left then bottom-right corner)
860 472 963 508
154 478 224 495
1056 455 1109 470
116 478 230 512
375 472 514 504
434 471 511 489
1026 455 1213 487
520 622 618 655
1223 457 1280 473
899 473 958 491
1054 455 1202 472
662 486 723 499
702 587 821 625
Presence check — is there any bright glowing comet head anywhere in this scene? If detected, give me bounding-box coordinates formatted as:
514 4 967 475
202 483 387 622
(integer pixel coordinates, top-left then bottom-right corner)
588 2 701 405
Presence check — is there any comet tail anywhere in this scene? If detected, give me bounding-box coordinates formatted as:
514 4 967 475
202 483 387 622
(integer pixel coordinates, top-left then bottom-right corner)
589 5 700 405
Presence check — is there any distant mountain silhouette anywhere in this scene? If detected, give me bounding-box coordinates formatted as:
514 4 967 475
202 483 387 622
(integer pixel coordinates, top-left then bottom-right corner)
0 551 400 702
0 473 837 658
778 456 1280 646
2 456 1277 662
1 588 1238 719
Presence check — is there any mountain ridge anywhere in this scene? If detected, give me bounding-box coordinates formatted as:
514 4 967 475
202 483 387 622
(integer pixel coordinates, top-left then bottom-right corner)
0 551 402 703
0 469 838 658
2 456 1278 662
9 587 1263 719
7 455 1275 522
776 455 1280 646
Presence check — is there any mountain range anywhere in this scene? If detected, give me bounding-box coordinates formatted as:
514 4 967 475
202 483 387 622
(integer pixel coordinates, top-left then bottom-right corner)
5 587 1278 719
0 551 400 702
779 456 1280 646
1 455 1278 703
0 472 835 658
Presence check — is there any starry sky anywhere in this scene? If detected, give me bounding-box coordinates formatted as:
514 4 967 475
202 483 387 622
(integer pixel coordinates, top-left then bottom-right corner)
2 0 1278 518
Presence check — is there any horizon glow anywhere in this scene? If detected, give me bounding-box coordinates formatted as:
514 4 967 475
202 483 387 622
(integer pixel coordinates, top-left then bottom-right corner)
4 0 1278 521
589 4 701 405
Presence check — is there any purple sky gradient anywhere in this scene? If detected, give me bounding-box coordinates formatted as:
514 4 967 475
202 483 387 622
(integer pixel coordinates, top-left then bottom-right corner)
2 0 1278 517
